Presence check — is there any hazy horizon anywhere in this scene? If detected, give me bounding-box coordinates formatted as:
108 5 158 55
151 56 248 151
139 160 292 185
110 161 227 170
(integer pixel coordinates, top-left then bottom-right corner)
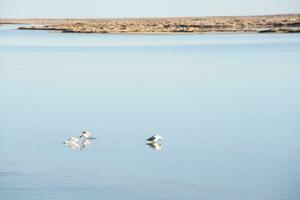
0 0 299 19
0 13 300 20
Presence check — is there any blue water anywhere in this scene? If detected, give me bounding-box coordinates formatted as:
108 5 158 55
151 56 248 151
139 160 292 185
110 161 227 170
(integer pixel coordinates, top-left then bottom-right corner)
0 25 300 200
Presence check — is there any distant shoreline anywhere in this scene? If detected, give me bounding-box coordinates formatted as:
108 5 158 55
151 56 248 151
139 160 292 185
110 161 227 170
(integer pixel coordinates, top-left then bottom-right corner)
1 14 300 34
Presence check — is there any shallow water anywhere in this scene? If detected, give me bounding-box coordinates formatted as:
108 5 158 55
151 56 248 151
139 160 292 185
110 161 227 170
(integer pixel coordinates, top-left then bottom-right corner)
0 26 300 200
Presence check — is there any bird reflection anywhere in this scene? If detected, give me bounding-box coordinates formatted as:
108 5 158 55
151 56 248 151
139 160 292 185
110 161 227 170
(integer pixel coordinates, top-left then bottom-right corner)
146 142 163 151
80 139 91 150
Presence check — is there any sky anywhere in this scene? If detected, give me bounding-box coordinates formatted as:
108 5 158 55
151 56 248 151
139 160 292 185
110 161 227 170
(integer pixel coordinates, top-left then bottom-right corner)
0 0 299 18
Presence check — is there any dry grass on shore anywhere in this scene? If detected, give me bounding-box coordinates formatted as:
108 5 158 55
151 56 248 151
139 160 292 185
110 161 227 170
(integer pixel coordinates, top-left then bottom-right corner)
1 14 300 33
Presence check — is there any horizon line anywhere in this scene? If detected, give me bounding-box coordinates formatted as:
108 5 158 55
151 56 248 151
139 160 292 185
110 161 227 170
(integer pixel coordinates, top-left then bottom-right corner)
0 13 299 20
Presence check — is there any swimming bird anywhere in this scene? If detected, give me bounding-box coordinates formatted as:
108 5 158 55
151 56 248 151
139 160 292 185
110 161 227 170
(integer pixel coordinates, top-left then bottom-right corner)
64 136 80 144
80 131 91 139
147 134 163 143
66 141 81 150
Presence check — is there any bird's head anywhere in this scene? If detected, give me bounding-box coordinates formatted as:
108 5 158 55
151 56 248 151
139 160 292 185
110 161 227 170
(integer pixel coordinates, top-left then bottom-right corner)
156 135 163 140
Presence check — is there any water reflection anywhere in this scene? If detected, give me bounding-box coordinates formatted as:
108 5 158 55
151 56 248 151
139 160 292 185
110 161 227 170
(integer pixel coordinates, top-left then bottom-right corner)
146 142 163 151
80 139 91 150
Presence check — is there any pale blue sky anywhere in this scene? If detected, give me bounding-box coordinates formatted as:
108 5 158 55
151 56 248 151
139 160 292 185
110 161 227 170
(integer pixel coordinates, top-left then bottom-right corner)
0 0 299 18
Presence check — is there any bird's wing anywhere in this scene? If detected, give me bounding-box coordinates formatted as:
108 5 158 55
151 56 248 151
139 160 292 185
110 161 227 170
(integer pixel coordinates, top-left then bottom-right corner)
147 136 155 141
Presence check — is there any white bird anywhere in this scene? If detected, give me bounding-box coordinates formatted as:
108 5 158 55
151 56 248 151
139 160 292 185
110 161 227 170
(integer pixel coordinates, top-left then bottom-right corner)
80 130 91 139
66 142 81 150
64 136 80 144
147 134 163 143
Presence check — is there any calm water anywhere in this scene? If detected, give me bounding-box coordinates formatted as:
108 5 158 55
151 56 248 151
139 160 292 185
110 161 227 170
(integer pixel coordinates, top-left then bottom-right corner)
0 25 300 200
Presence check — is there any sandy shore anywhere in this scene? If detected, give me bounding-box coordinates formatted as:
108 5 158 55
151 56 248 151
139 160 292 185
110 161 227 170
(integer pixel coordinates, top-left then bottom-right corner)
1 14 300 34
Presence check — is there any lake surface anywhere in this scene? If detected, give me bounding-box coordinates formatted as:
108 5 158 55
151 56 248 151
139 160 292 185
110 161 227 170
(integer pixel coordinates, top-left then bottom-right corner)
0 25 300 200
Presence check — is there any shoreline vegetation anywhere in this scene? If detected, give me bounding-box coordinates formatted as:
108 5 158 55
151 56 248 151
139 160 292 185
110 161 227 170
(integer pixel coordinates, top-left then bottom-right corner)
0 14 300 34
